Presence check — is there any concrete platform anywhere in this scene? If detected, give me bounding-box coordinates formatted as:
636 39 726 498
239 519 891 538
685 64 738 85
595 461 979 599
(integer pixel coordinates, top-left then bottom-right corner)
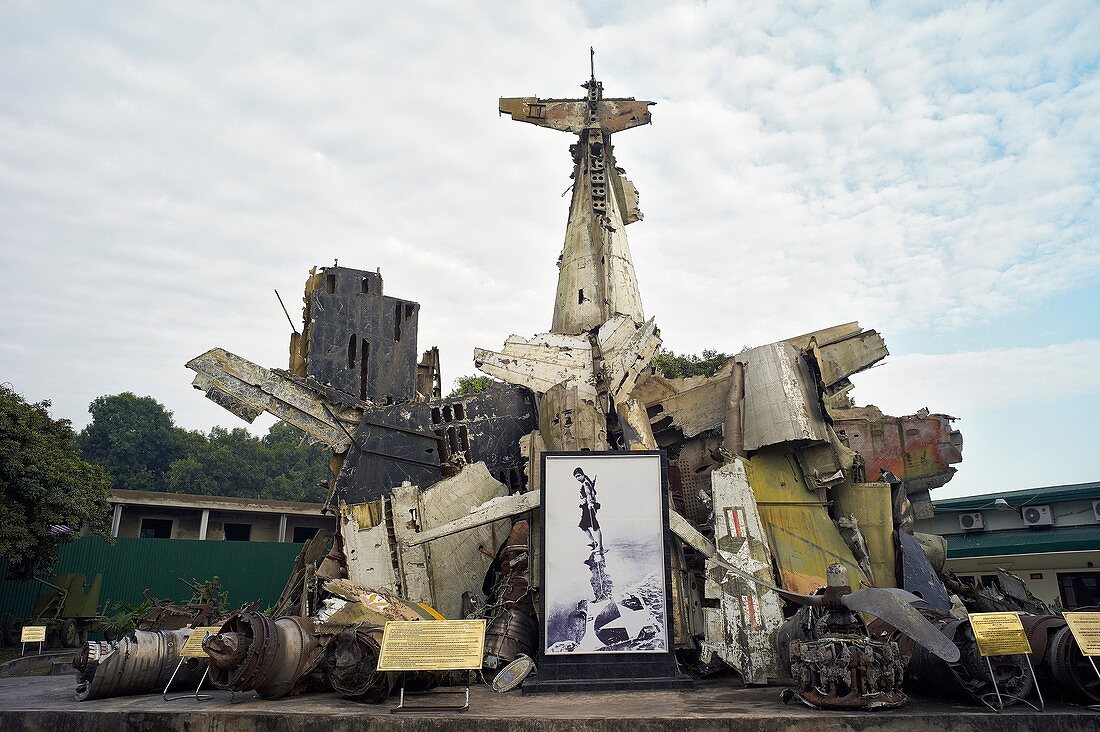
0 675 1097 731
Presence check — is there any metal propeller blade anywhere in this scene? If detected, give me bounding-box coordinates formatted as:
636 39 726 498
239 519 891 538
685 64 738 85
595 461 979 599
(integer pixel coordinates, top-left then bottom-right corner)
842 588 960 663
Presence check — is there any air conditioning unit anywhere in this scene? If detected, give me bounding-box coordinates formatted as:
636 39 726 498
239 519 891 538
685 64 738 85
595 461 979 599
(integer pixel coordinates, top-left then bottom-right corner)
1093 500 1100 522
1022 504 1054 528
959 512 984 531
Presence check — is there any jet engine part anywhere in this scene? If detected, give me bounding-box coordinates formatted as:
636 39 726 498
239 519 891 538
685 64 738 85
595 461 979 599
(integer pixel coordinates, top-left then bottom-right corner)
324 624 398 702
481 520 538 670
776 565 906 710
777 604 906 710
870 613 1034 706
74 629 204 701
203 613 324 699
1021 614 1100 704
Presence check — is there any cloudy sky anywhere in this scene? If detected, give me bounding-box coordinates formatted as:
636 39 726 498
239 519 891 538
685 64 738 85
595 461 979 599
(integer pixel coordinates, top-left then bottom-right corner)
2 1 1097 498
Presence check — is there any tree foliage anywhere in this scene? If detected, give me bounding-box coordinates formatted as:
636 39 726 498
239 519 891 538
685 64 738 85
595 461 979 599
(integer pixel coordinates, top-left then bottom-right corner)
78 393 332 503
449 374 494 398
0 386 111 578
651 348 731 379
167 422 330 503
78 392 182 491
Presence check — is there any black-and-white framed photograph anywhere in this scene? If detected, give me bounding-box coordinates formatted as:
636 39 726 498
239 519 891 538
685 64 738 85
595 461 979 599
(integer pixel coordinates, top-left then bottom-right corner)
542 451 669 655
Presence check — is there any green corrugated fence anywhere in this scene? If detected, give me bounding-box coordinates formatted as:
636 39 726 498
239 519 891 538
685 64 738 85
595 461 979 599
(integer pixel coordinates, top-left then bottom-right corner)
0 537 302 622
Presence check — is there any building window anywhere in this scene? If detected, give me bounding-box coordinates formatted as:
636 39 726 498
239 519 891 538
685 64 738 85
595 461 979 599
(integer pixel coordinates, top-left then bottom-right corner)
1058 572 1100 609
293 526 319 543
224 523 252 542
139 518 172 539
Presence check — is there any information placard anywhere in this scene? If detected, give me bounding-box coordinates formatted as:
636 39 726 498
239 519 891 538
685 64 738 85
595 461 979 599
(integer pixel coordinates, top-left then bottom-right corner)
1064 612 1100 656
20 626 46 643
970 612 1032 657
378 620 486 671
180 626 223 658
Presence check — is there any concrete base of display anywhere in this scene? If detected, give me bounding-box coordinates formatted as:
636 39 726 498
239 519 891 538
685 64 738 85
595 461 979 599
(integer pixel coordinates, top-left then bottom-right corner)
1 675 1097 731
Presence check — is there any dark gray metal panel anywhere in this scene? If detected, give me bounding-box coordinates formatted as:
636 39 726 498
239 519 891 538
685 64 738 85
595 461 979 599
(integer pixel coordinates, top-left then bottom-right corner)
898 531 952 614
335 386 539 504
305 266 419 404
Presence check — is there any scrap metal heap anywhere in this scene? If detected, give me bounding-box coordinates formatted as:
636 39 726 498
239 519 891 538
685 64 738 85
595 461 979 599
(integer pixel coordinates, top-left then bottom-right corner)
77 65 1100 708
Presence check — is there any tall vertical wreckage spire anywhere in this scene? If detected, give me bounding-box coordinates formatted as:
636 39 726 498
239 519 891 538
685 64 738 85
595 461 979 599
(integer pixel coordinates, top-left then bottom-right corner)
499 51 654 334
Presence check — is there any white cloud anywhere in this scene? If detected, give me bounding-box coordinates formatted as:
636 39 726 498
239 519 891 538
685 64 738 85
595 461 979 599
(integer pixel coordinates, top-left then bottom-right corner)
852 339 1100 417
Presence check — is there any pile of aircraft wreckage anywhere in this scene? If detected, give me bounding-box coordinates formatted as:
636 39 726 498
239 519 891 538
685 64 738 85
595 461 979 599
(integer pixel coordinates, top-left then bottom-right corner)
72 69 1100 710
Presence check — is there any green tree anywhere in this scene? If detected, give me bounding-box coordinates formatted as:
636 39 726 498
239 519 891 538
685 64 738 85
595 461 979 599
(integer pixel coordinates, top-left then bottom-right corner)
449 374 494 398
651 348 731 379
167 423 330 503
0 386 111 578
78 393 183 491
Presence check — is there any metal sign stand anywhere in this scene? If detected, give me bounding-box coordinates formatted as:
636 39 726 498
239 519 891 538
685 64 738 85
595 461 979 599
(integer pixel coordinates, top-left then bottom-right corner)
391 678 470 714
20 640 43 656
979 653 1044 713
163 659 213 702
163 625 223 703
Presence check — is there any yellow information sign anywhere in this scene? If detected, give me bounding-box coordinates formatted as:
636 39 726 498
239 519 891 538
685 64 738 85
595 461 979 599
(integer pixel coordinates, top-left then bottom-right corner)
1064 612 1100 657
378 620 486 672
180 626 223 658
970 612 1032 657
20 626 46 643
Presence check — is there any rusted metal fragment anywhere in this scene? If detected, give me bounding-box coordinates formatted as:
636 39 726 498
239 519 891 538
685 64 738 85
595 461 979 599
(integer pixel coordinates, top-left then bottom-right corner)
942 567 1054 615
392 464 510 620
498 96 653 135
74 629 205 701
539 383 608 450
632 360 734 445
782 322 865 352
834 482 897 588
272 531 336 619
481 521 538 670
834 515 874 586
334 385 537 503
416 346 442 400
598 315 661 400
795 442 845 491
668 435 723 529
832 405 963 496
474 332 595 397
340 464 509 620
721 360 746 457
737 342 830 452
805 328 887 402
187 348 356 451
295 266 420 404
473 316 658 403
615 397 657 450
342 501 399 593
318 580 434 627
747 448 869 594
402 490 540 547
701 461 785 684
611 170 643 224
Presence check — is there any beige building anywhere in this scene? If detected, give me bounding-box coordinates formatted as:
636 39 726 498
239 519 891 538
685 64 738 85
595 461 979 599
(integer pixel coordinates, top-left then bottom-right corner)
107 489 335 544
915 482 1100 609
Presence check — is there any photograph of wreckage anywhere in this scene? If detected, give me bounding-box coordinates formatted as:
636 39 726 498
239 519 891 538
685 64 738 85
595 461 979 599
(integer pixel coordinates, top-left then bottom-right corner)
72 67 1100 711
